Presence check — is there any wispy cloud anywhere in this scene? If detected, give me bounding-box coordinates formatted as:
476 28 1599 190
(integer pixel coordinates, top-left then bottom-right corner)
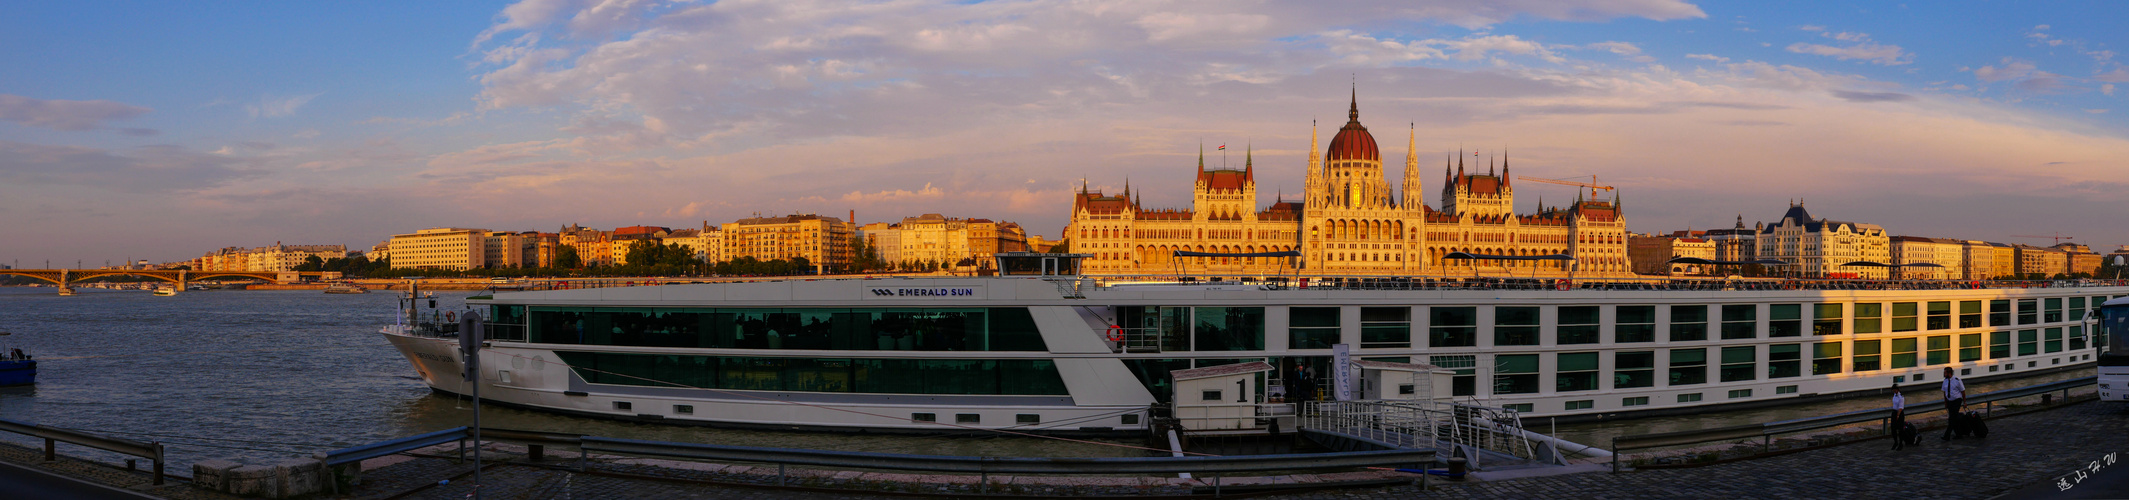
0 94 152 131
1787 41 1912 65
245 93 322 118
1686 53 1730 63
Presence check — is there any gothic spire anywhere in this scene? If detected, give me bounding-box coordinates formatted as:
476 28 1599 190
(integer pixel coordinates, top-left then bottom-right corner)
1197 141 1204 173
1502 148 1510 190
1348 81 1359 123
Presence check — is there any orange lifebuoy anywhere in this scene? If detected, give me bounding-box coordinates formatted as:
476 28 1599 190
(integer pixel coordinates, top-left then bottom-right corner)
1555 279 1571 291
445 311 456 322
1106 325 1124 342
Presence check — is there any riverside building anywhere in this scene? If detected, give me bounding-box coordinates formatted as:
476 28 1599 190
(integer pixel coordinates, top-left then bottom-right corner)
388 228 490 271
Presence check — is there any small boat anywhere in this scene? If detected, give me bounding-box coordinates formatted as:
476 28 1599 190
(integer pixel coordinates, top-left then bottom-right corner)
0 339 33 387
152 286 178 296
324 283 370 294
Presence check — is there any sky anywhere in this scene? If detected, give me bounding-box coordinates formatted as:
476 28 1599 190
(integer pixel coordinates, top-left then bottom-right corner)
3 0 2127 266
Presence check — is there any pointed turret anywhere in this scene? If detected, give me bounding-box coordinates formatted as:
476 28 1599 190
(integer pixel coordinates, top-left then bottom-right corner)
1197 142 1205 175
1245 142 1254 181
1501 149 1511 190
1403 124 1420 210
1348 82 1359 124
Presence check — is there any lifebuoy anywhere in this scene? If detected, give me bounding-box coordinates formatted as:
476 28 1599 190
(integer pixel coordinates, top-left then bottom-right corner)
445 311 456 322
1555 279 1571 291
1106 325 1124 342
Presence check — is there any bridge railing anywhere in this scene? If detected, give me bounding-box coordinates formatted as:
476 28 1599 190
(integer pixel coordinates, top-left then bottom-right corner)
1608 376 2097 472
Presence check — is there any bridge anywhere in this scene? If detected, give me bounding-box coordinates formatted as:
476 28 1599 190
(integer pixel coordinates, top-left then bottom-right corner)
0 269 331 295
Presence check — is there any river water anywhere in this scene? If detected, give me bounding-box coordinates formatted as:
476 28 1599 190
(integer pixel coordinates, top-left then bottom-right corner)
0 287 2097 469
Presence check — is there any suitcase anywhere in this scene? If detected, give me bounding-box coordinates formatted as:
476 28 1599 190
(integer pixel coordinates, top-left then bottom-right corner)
1950 410 1990 439
1900 422 1922 445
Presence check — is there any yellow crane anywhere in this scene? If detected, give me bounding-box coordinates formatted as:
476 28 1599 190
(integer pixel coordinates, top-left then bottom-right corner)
1515 175 1614 199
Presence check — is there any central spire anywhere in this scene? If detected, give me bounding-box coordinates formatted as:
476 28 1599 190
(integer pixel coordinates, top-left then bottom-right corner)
1348 83 1359 124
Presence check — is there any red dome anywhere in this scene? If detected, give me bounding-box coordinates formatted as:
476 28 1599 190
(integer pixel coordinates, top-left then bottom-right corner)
1324 91 1378 162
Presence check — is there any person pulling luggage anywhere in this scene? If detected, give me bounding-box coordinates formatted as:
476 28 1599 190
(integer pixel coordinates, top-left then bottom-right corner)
1941 367 1967 441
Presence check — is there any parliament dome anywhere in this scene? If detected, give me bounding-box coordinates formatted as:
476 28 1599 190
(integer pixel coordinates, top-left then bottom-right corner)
1325 90 1379 162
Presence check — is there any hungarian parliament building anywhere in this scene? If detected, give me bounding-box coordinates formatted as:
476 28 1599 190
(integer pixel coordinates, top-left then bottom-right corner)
1068 92 1630 277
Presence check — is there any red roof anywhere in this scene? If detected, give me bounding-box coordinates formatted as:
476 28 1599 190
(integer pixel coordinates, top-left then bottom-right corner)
1198 169 1249 190
1326 93 1379 162
614 225 670 236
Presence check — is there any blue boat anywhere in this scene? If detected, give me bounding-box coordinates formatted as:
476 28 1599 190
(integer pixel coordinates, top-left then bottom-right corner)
0 346 33 386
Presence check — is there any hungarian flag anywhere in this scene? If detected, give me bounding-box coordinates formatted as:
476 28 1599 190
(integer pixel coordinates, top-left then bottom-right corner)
1218 145 1226 150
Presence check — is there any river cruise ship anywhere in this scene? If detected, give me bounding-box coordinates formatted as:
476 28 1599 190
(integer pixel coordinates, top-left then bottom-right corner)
381 254 2125 434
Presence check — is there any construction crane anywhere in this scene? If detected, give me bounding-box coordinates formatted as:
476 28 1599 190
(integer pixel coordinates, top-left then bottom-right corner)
2011 232 2076 245
1515 175 1614 199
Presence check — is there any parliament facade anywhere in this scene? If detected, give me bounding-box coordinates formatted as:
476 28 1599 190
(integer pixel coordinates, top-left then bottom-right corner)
1068 92 1629 277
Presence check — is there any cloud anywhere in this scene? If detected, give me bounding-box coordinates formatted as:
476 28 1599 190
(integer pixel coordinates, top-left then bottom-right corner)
1583 41 1655 63
0 94 152 131
2087 109 2109 114
0 141 259 192
1685 53 1729 63
245 93 322 118
1799 25 1825 31
1786 42 1912 65
2094 68 2129 83
1974 58 2037 82
292 129 321 139
1831 90 1916 103
2105 83 2117 96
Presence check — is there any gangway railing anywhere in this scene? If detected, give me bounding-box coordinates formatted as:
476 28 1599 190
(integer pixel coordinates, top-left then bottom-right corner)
0 418 166 485
1609 376 2097 472
1302 400 1540 465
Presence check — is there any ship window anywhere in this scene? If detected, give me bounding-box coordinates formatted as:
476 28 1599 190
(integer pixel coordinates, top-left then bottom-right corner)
1812 304 1843 336
2018 299 2037 325
1677 393 1702 403
1615 306 1656 343
1122 414 1140 425
1557 352 1599 392
1016 414 1040 424
1769 304 1802 337
1927 302 1953 330
2071 326 2086 350
1668 349 1707 386
525 306 1048 352
1768 344 1801 378
1728 389 1752 399
1720 346 1756 382
1776 385 1798 394
1360 307 1411 348
1990 300 2012 326
957 414 981 424
1721 305 1757 340
1669 305 1707 342
1891 302 1918 332
553 352 1068 396
1812 342 1843 375
1202 390 1223 401
1503 403 1534 413
1430 307 1478 348
1557 306 1600 344
1493 354 1540 395
1399 384 1415 395
1565 400 1593 410
614 401 632 411
2018 329 2039 355
1615 351 1655 388
1926 336 1951 365
1891 338 1918 368
1854 303 1883 334
2045 298 2064 323
674 405 693 415
2045 327 2063 353
1430 355 1477 397
1959 301 1983 329
1495 307 1540 346
1289 307 1341 350
1990 331 2011 358
1954 333 1980 362
1193 307 1266 351
1623 396 1649 407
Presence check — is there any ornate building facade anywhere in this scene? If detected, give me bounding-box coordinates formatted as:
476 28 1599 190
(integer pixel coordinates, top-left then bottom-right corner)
1068 91 1629 277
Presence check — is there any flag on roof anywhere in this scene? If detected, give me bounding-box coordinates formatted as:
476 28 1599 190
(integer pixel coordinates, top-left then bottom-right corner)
1217 145 1226 150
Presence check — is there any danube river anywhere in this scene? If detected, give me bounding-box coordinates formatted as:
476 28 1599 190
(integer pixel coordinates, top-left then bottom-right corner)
0 287 1141 469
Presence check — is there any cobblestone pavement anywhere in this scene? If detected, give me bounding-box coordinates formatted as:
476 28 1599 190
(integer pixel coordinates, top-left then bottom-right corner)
1271 400 2129 500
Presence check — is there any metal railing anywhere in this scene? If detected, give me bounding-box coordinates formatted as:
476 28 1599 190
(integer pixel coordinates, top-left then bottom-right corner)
323 426 1432 493
1609 376 2098 472
0 418 165 485
1303 400 1539 464
1171 402 1295 431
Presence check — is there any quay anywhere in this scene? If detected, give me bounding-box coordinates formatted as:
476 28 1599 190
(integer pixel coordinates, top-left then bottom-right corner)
1 392 2120 499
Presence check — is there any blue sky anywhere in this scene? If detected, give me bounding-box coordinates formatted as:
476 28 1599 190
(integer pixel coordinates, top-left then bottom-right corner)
2 0 2125 265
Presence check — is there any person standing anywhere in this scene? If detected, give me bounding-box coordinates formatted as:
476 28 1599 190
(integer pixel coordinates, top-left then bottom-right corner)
1890 382 1908 450
1940 367 1967 440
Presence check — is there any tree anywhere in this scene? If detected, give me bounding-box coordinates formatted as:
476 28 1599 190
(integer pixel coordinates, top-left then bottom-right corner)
1045 239 1069 253
554 245 582 269
294 255 325 272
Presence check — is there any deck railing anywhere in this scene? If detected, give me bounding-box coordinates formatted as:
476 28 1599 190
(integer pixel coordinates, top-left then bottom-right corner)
1608 375 2098 472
